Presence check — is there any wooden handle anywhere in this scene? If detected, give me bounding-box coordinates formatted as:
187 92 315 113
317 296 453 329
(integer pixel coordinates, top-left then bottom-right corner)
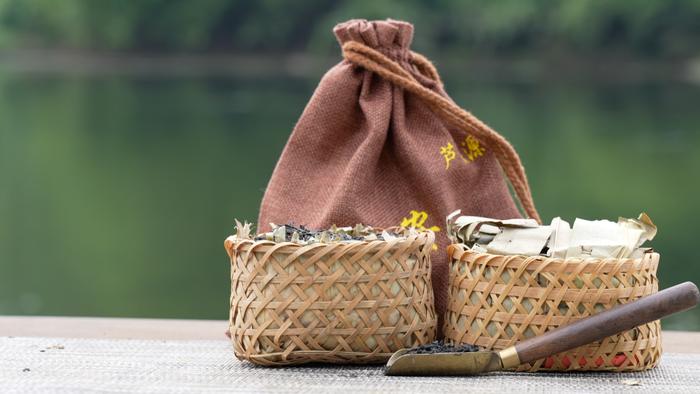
514 281 700 365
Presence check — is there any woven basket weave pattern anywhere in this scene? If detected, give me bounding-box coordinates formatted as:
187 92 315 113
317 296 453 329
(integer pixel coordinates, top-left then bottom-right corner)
444 244 661 372
226 232 437 366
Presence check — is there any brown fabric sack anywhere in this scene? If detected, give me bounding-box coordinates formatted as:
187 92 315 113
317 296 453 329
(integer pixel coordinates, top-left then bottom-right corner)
258 19 539 334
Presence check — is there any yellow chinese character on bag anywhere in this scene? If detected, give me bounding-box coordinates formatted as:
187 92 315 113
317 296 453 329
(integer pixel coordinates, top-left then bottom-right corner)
400 210 440 250
460 134 485 162
439 142 456 169
400 210 440 231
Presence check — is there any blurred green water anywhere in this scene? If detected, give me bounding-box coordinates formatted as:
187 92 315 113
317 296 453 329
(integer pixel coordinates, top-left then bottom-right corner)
1 69 699 330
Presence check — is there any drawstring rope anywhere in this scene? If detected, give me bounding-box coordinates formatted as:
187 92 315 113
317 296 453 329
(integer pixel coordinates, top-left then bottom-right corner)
342 41 541 223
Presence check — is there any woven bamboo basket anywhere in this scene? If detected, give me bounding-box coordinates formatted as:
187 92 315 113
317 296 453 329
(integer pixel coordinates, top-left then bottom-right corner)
444 243 661 372
224 230 437 366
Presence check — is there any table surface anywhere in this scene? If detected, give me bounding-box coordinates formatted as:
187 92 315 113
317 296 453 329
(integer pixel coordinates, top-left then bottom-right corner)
1 315 699 353
2 316 700 393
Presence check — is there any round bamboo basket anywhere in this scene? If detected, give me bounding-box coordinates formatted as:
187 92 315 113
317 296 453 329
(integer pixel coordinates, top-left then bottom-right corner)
444 244 661 372
224 230 437 366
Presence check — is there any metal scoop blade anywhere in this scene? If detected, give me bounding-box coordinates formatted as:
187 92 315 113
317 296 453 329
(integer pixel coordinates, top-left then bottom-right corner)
385 348 507 376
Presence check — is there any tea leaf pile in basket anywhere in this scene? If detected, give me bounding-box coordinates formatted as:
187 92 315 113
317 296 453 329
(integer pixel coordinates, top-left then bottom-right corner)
238 220 422 244
446 211 656 259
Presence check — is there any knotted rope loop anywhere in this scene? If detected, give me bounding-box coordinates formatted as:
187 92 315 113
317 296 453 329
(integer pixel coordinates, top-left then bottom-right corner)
342 41 540 223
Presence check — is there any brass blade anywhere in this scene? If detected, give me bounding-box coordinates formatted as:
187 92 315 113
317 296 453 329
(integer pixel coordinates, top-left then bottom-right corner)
385 349 504 376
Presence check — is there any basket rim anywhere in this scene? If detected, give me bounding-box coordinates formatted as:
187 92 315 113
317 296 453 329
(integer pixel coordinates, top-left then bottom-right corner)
225 229 435 258
447 243 659 265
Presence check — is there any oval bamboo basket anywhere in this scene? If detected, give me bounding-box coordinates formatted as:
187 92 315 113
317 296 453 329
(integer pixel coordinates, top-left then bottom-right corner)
224 230 437 366
444 243 661 372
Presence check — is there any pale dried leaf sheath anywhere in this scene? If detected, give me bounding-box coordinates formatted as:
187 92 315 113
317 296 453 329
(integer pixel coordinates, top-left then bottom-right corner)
447 212 656 259
487 226 552 256
548 217 571 258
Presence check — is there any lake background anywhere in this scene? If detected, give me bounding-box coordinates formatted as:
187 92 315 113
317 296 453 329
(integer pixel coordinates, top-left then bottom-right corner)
1 1 700 330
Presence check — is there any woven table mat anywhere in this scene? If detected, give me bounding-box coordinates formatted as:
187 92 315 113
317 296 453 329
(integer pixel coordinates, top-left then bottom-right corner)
2 337 699 393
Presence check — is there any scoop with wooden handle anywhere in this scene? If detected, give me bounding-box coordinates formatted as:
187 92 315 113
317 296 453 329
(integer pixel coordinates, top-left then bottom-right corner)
385 281 700 376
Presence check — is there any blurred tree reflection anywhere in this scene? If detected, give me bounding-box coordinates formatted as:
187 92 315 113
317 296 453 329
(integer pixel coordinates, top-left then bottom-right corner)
0 0 698 58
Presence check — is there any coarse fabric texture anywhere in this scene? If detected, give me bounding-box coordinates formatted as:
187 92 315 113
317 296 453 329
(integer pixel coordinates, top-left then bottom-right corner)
444 245 661 372
258 19 539 331
2 337 699 393
224 231 437 365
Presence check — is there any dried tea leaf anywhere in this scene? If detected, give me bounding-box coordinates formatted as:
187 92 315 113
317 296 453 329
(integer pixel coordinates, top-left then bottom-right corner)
272 225 287 243
352 223 365 237
319 231 332 243
364 233 378 241
618 212 657 249
381 230 398 241
335 226 353 234
621 379 641 386
405 227 420 237
234 219 253 240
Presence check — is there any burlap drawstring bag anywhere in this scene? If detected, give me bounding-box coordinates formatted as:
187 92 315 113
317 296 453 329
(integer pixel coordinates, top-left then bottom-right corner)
259 19 539 334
